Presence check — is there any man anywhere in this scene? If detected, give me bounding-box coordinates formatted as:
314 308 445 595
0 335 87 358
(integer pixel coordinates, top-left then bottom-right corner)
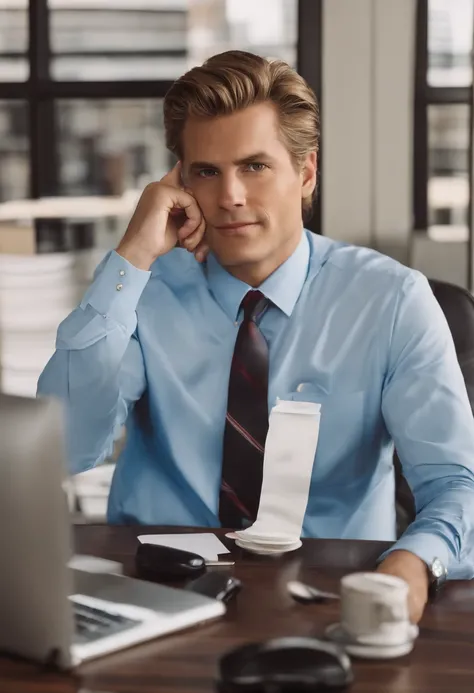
38 50 474 623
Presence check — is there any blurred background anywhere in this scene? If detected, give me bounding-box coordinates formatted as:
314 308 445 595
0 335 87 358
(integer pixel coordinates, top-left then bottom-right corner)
0 0 473 517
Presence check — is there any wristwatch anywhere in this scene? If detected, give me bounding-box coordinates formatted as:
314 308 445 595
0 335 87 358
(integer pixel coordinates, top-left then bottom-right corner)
427 557 448 600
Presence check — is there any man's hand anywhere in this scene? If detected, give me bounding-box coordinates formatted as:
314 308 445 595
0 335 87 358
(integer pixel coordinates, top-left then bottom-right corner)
116 163 208 270
376 550 429 624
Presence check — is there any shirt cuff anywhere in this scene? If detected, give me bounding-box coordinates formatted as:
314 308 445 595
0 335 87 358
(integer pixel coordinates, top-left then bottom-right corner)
81 250 151 327
378 531 453 575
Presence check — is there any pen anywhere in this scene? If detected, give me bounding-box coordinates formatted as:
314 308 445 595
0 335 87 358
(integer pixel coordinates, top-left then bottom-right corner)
205 560 235 567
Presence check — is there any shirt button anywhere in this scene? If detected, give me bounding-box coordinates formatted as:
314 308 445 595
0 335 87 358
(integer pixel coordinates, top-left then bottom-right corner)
116 283 123 291
119 269 125 277
234 321 238 327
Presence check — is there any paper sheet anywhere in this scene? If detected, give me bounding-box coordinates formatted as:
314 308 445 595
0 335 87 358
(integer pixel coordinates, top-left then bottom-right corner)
137 533 230 561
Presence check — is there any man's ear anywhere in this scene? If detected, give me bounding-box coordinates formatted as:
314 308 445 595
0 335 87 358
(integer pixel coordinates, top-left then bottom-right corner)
301 151 317 200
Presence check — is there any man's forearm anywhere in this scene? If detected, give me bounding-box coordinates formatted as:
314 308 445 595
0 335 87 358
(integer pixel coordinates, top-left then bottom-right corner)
389 484 474 580
374 478 474 623
38 310 135 473
38 251 149 473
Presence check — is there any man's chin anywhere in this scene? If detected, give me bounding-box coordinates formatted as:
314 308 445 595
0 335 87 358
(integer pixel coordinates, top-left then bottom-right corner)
211 246 264 269
207 233 254 260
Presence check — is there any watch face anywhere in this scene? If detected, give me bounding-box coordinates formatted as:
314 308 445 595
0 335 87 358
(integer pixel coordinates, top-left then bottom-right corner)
432 557 446 580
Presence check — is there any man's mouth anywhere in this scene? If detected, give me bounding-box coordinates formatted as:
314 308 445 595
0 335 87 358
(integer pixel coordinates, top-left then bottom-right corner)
215 222 258 234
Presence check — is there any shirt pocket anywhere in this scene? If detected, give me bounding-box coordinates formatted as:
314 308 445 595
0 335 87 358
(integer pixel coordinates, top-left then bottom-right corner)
280 382 367 483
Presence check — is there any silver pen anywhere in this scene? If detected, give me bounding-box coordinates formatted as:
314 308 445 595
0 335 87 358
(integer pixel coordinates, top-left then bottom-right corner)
205 560 235 566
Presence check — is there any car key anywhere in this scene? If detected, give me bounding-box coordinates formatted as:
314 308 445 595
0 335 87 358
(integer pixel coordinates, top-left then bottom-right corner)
135 542 206 581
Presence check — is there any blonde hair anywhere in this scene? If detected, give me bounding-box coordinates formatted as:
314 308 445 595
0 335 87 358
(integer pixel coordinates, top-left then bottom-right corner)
163 50 320 217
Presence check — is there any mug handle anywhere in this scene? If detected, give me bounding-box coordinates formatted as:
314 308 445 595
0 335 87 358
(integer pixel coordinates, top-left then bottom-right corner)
376 601 407 622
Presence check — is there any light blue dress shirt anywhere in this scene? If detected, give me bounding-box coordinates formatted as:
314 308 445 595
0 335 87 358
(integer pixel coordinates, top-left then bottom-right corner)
38 230 474 578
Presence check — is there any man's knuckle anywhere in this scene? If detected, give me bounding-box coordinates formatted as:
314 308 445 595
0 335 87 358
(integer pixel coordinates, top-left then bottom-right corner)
144 181 160 194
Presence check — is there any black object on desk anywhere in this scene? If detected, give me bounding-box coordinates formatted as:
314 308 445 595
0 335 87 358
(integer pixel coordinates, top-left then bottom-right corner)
135 543 206 581
186 572 242 603
216 637 353 692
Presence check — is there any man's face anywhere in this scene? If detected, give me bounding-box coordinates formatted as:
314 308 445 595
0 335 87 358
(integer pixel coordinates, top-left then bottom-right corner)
181 102 316 280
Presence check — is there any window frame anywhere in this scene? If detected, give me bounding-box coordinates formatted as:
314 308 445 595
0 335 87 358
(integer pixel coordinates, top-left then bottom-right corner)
414 0 474 284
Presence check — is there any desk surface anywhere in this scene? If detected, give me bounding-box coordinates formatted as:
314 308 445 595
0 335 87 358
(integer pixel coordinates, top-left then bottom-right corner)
2 525 474 693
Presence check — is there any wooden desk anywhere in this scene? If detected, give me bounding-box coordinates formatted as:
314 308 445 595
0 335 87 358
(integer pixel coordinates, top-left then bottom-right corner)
2 525 474 693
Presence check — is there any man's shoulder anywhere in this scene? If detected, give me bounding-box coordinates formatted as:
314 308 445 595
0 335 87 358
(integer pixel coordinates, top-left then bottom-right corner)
308 233 419 290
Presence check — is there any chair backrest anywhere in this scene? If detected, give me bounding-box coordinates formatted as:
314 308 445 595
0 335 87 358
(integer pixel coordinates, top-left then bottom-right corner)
395 278 474 535
429 279 474 411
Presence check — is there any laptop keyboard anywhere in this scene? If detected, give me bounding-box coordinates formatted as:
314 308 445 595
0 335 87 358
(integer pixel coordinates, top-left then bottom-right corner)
72 599 143 643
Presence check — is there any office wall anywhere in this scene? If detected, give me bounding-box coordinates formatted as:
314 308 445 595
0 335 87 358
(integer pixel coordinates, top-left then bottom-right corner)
411 235 468 286
322 0 416 265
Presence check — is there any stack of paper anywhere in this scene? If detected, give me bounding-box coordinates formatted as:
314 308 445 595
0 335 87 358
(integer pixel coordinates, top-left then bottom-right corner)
0 249 98 397
73 463 117 519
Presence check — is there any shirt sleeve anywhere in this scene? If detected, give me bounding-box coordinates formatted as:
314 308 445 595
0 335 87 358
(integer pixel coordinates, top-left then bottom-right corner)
380 271 474 579
37 251 151 474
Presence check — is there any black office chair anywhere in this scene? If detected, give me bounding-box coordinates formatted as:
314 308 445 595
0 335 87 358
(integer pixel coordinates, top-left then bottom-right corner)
395 278 474 536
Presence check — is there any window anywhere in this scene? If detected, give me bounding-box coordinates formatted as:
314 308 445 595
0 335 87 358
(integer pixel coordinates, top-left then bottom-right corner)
0 100 29 202
428 0 473 87
49 0 188 81
0 0 29 81
428 103 470 239
415 0 474 242
0 0 321 249
188 0 297 69
57 99 169 195
48 0 297 82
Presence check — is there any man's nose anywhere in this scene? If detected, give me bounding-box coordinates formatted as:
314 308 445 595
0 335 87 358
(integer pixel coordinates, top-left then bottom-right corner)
217 173 246 209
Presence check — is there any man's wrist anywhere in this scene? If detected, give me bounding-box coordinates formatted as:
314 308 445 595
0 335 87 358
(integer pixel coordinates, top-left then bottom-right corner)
377 549 431 623
377 550 429 590
116 242 157 271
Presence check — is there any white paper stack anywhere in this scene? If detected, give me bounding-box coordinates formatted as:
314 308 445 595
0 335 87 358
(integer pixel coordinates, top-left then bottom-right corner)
0 249 100 397
227 399 322 555
73 463 117 519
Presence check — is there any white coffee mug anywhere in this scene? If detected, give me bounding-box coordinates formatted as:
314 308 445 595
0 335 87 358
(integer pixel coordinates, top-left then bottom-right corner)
340 572 418 647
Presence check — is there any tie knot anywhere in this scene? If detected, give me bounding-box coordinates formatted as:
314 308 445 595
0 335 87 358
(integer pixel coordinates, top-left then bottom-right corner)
241 290 268 322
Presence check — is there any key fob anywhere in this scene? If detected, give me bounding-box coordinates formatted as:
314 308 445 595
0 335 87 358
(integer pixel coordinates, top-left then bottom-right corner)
185 571 242 603
135 543 206 581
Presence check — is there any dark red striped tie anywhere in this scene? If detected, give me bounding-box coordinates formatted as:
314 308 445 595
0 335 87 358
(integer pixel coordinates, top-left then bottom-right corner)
219 290 270 529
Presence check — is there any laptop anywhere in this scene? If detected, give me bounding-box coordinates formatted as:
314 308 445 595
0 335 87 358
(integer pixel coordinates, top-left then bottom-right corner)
0 393 225 668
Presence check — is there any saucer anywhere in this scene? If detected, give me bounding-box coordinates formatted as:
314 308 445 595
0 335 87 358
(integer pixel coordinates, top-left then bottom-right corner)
324 622 418 659
228 531 298 544
235 537 302 554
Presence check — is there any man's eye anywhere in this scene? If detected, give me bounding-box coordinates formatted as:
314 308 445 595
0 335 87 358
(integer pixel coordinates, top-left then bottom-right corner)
246 163 267 172
198 169 217 178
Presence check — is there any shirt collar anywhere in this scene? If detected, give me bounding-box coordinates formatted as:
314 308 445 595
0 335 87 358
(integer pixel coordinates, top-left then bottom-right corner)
206 230 310 322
